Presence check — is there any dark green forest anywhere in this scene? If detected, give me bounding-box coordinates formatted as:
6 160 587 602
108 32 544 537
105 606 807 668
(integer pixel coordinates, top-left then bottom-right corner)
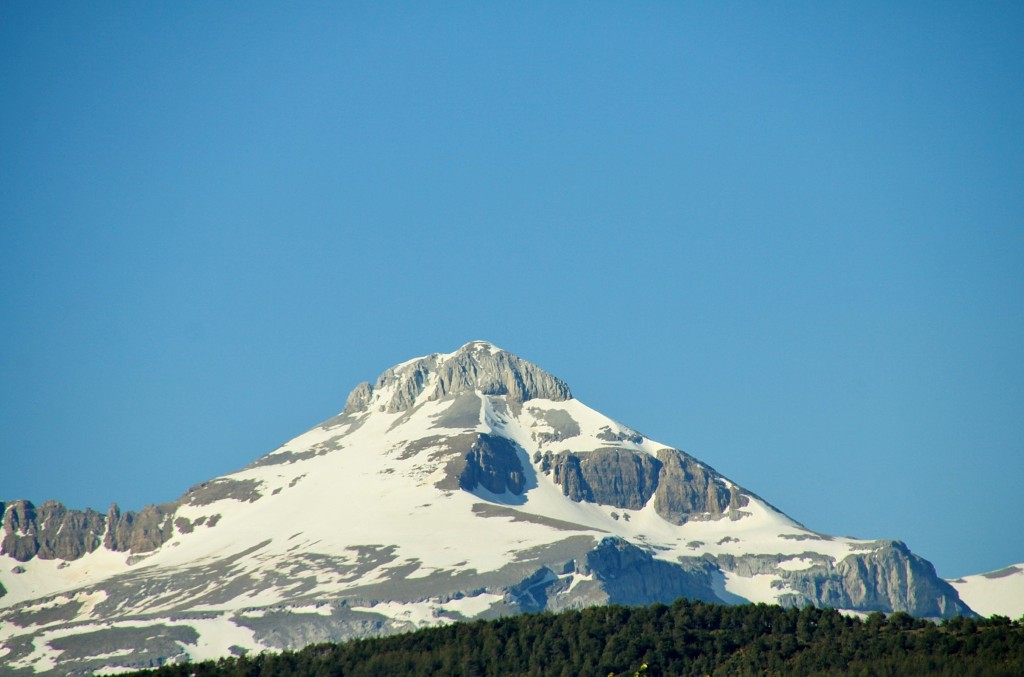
133 600 1024 677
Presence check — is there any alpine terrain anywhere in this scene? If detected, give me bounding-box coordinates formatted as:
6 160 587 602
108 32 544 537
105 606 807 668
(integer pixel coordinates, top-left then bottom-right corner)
0 341 1004 675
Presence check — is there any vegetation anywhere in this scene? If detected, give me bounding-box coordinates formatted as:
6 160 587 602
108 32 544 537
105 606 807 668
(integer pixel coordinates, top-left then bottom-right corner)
133 600 1024 676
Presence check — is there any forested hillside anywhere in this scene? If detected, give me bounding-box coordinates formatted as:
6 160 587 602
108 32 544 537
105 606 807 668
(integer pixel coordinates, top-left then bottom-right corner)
130 600 1024 676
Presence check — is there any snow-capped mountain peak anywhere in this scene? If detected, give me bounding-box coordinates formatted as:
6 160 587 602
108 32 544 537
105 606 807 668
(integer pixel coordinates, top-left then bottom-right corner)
0 342 991 675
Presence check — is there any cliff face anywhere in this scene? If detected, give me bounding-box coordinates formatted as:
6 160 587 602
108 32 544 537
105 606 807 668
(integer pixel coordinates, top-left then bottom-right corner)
0 499 181 564
103 503 178 554
458 434 527 495
549 448 662 509
536 447 747 522
715 540 971 617
0 500 106 562
579 537 723 607
653 448 747 523
792 542 971 617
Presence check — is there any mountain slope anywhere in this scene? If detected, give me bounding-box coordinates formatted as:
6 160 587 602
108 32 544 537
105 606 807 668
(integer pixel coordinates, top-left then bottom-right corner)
0 341 975 675
948 564 1024 619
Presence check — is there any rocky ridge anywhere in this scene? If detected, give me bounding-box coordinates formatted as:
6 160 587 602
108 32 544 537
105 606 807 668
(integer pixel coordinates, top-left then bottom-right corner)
0 500 180 564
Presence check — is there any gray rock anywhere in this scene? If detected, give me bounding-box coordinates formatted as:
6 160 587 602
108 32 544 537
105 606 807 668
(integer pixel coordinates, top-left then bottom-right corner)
458 434 527 495
343 342 572 415
1 499 43 562
529 407 581 443
343 381 373 413
1 500 106 562
184 478 263 506
104 502 177 554
578 449 661 509
596 426 644 444
431 393 483 429
546 448 660 510
780 541 971 617
426 432 489 492
507 566 563 611
578 537 723 606
547 451 592 502
541 447 747 520
714 541 972 618
0 497 189 564
653 448 747 524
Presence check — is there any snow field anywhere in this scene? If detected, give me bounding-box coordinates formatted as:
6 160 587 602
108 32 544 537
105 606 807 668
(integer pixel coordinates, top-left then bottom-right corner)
948 564 1024 618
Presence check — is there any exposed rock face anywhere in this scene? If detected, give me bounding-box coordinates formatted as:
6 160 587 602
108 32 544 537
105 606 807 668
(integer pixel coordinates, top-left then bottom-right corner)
0 498 186 566
715 541 972 618
545 449 660 509
104 503 177 554
458 434 526 495
342 381 373 414
581 449 660 509
788 542 971 617
540 447 745 521
1 500 41 562
1 500 106 562
580 537 722 606
653 449 747 524
546 452 582 499
344 341 572 415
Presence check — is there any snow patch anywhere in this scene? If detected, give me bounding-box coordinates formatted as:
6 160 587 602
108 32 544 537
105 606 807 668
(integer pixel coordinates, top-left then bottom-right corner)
443 593 504 618
180 614 268 661
717 571 793 605
351 601 443 628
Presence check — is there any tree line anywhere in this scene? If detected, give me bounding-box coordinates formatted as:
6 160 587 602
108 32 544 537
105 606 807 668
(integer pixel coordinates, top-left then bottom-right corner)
132 599 1024 676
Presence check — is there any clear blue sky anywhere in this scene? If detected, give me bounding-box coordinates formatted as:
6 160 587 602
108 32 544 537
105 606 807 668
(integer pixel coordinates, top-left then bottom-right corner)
2 3 1021 579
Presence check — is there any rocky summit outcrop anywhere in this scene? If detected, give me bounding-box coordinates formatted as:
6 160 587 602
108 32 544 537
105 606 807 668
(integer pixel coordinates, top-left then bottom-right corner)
344 341 572 415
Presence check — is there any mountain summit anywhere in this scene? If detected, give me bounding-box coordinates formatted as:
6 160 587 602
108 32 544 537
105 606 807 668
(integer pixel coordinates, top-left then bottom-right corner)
0 342 977 674
343 341 572 414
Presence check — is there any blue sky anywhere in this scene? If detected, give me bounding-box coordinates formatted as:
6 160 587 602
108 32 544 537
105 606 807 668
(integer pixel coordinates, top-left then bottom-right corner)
1 3 1021 579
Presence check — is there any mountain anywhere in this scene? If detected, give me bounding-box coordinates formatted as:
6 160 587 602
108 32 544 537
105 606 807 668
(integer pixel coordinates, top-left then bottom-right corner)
0 341 982 675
